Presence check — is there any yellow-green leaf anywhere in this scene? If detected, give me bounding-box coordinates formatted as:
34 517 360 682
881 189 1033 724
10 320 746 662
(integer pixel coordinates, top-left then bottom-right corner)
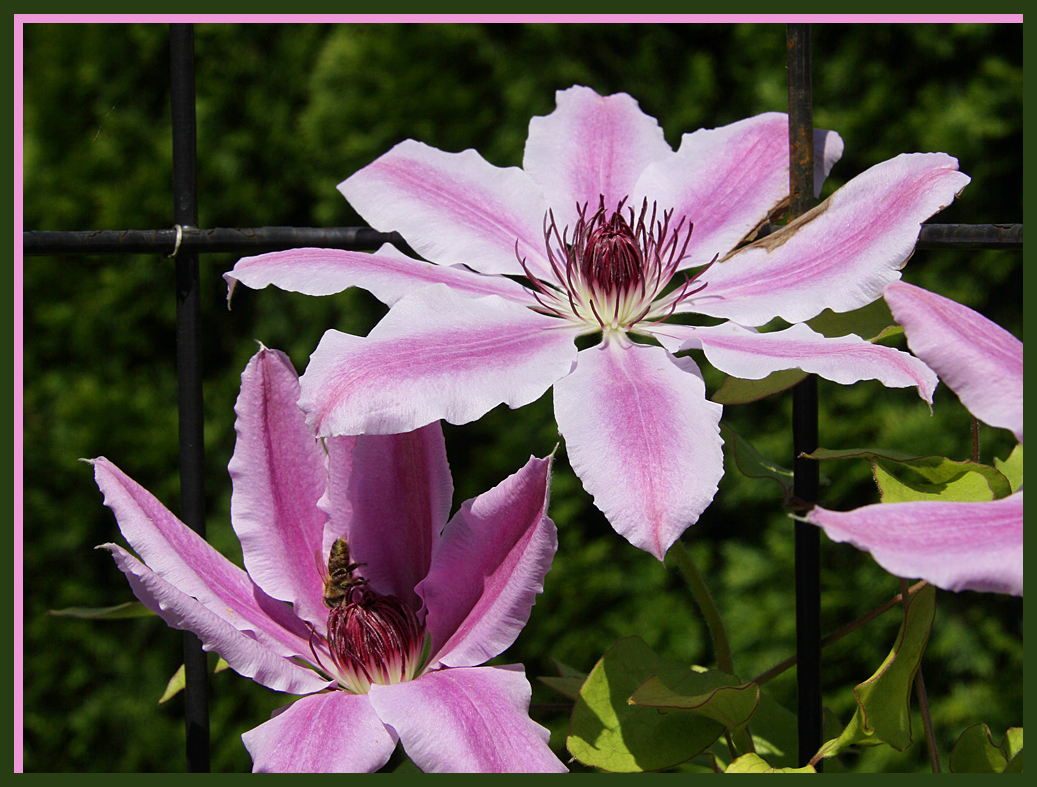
159 657 231 704
949 724 1023 773
995 443 1023 493
567 637 736 772
725 753 816 773
815 585 936 761
873 458 1009 503
806 447 1012 502
629 674 760 733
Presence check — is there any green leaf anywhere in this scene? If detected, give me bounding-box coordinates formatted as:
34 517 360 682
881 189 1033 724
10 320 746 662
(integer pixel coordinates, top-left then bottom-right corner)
630 673 761 761
745 693 802 770
1005 750 1024 773
815 584 936 761
549 656 587 680
725 753 816 773
158 657 231 704
539 676 584 701
808 446 933 463
46 601 154 619
719 423 795 502
806 299 900 343
995 443 1024 493
873 458 1009 503
712 368 807 405
806 447 1012 503
1005 728 1024 765
720 424 829 503
629 673 760 732
949 724 1023 773
567 637 738 772
539 658 586 700
158 665 186 705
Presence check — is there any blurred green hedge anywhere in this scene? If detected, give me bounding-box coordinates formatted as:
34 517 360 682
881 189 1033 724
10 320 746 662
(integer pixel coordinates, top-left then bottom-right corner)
22 22 1021 772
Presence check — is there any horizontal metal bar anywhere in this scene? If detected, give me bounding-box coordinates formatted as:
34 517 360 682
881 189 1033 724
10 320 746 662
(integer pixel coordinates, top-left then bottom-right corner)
22 223 1022 258
914 222 1022 250
21 226 413 257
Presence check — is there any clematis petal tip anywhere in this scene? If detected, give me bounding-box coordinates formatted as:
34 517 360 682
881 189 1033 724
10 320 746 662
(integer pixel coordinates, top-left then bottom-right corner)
224 273 238 309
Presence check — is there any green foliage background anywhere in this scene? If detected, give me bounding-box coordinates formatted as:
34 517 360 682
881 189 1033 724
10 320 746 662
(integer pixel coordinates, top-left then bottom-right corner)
22 22 1022 772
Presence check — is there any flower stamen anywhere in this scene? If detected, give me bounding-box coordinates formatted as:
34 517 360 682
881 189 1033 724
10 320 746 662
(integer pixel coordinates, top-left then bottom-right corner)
515 194 704 334
326 587 426 694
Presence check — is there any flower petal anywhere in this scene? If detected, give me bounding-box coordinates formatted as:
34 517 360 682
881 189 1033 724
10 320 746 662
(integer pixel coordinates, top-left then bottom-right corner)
91 457 316 659
523 85 673 230
243 691 398 773
299 284 579 437
323 424 453 612
101 543 331 694
318 435 356 584
225 243 533 308
368 665 567 773
688 153 971 326
638 112 843 267
553 341 724 560
419 455 556 669
688 322 937 403
338 140 552 278
805 491 1023 596
884 281 1023 443
228 347 329 631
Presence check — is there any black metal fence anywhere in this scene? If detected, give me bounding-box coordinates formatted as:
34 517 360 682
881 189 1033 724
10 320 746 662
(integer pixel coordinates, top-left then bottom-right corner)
22 22 1023 773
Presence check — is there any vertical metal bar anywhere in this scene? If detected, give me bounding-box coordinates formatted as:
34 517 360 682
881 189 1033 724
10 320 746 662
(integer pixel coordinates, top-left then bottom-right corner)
786 22 823 769
170 22 210 773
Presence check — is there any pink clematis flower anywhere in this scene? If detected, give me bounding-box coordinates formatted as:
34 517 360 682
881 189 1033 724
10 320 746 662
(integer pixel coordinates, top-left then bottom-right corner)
90 346 566 772
806 281 1023 596
226 85 964 560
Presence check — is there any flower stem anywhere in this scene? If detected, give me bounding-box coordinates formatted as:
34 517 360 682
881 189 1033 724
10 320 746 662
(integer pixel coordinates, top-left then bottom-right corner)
669 541 734 675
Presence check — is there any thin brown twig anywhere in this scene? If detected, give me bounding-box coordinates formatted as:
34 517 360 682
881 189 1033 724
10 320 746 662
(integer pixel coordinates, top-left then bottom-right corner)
971 416 981 463
751 580 929 686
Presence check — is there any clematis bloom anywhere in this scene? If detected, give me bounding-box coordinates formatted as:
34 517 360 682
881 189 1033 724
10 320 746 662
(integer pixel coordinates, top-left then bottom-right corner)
806 281 1023 596
91 346 566 772
226 85 964 560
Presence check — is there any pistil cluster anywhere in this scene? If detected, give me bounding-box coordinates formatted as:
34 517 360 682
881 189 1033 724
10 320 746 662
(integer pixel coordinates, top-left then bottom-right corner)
322 587 426 695
518 196 712 337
